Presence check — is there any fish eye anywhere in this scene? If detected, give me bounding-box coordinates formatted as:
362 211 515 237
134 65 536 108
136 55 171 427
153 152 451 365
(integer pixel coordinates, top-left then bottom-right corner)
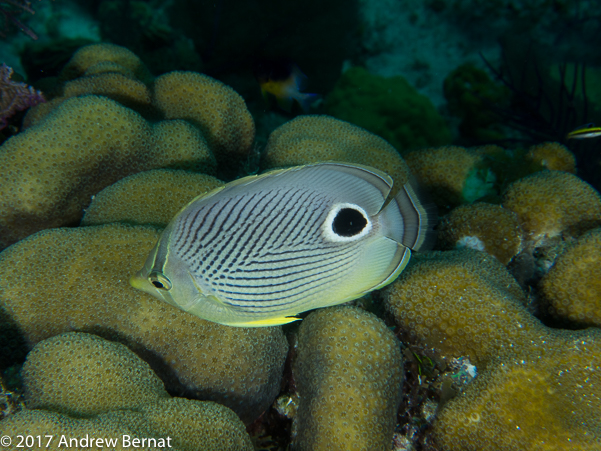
332 207 368 237
149 271 172 291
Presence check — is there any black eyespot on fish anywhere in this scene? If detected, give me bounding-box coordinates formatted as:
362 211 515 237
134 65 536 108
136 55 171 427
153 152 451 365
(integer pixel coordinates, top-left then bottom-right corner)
332 208 367 237
152 280 164 289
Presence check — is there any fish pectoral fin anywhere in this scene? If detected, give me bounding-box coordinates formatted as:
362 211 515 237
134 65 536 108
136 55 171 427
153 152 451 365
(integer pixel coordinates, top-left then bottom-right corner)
233 316 302 327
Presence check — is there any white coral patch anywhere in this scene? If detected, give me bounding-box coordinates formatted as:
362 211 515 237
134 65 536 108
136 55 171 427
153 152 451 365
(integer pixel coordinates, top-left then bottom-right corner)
456 235 485 252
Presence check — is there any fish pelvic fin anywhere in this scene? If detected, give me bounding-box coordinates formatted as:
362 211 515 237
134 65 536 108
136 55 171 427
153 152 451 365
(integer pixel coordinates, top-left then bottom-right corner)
379 176 438 252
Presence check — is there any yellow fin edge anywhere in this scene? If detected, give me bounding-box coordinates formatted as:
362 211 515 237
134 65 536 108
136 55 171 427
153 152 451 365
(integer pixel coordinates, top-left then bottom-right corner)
232 316 302 327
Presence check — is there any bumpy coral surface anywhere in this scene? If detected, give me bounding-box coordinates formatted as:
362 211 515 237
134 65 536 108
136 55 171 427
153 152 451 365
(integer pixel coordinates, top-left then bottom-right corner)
139 398 255 451
24 43 156 127
0 96 215 249
1 410 158 451
261 115 410 196
150 120 218 173
60 43 153 84
0 224 288 423
1 332 254 451
23 332 169 416
62 72 153 113
82 169 224 227
405 146 496 211
152 71 255 169
384 250 539 366
502 170 601 241
433 329 601 451
525 142 576 173
438 202 523 265
540 228 601 327
292 306 402 451
384 248 601 450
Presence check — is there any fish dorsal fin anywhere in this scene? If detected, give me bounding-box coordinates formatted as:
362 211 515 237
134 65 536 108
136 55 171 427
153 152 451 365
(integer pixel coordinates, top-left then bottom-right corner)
177 162 394 217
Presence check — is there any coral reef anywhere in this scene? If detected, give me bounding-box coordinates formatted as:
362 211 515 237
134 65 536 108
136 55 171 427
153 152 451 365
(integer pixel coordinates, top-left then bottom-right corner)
502 170 601 242
22 43 156 126
23 332 169 416
81 169 224 228
0 41 263 248
60 43 153 85
437 202 523 265
0 95 216 249
324 67 452 152
0 224 288 424
405 146 496 211
433 328 601 451
525 142 576 174
152 71 255 170
540 228 601 327
384 248 601 450
61 71 153 113
292 306 402 451
261 115 410 196
0 37 599 450
384 250 535 366
1 332 254 451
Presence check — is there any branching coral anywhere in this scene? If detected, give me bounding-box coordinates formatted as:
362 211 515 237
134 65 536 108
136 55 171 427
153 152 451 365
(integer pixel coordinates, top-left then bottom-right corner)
0 0 39 39
0 63 45 129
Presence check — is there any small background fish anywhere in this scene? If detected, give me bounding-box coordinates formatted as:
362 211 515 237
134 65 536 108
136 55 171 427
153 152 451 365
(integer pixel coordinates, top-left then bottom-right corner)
253 58 321 113
131 162 436 327
566 123 601 140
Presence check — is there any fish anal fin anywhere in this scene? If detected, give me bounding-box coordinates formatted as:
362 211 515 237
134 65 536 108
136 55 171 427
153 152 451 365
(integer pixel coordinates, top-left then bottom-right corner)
233 316 302 327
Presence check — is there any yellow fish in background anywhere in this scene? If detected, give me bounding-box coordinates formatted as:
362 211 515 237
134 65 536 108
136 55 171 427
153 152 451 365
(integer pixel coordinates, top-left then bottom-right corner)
254 58 321 113
566 123 601 139
130 163 437 327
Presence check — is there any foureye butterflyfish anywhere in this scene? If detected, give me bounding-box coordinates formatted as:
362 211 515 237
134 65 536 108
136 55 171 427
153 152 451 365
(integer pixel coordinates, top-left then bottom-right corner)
130 162 436 327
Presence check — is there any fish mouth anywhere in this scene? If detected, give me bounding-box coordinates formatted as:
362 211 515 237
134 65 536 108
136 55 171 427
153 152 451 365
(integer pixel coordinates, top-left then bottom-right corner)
129 270 148 291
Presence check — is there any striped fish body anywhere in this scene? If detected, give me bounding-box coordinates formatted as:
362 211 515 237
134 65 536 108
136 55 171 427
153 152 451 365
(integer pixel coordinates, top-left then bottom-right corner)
130 162 436 327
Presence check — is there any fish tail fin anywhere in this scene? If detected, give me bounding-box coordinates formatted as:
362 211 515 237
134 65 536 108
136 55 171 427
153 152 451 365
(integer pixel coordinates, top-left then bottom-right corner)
379 177 438 252
293 92 321 112
290 64 309 90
